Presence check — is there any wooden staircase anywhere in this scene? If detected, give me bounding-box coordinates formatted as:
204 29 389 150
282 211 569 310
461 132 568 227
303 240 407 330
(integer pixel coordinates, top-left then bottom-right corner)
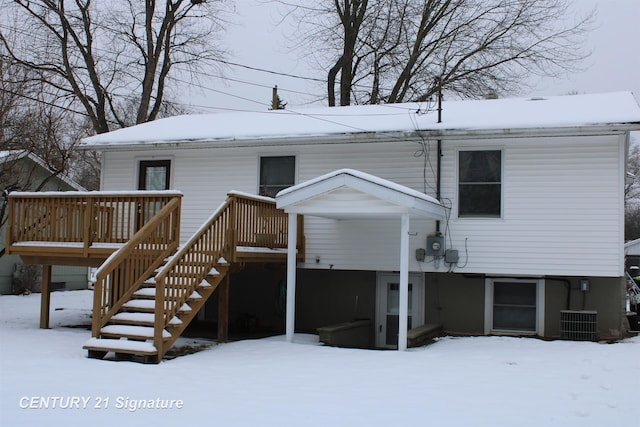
5 190 301 363
84 256 230 363
81 192 298 363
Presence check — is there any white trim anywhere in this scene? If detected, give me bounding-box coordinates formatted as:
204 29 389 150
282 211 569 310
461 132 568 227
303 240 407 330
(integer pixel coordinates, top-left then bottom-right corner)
398 213 410 351
375 271 425 349
456 147 504 219
484 277 545 336
285 213 298 343
276 169 446 220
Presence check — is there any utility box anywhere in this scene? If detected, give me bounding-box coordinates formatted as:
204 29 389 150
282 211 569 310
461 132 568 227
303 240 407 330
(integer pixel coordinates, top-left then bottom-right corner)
445 249 459 263
426 235 445 257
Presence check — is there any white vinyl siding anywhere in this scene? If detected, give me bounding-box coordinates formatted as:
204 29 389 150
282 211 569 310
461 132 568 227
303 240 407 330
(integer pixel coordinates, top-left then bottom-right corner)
443 135 624 277
100 133 625 277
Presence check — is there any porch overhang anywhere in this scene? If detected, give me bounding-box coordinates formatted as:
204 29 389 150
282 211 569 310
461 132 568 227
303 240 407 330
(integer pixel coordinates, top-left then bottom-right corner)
275 169 446 221
275 169 446 351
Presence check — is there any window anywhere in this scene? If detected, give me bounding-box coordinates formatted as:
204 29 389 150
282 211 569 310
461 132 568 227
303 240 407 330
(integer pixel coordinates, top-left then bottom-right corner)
485 278 544 335
259 156 295 197
458 150 501 217
138 160 171 190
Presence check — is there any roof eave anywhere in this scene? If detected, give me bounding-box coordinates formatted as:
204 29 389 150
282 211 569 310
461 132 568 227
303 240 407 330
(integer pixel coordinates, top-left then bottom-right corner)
78 122 640 152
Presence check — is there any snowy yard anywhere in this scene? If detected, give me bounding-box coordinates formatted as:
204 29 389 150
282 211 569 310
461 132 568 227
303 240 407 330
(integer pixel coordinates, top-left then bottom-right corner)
0 290 638 427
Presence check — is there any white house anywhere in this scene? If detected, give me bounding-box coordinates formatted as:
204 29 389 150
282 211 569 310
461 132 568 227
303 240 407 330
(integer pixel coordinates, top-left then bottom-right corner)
72 92 640 354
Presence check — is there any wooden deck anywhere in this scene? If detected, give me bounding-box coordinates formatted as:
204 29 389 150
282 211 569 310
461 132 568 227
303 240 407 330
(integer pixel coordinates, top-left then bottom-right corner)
5 191 304 362
6 191 183 266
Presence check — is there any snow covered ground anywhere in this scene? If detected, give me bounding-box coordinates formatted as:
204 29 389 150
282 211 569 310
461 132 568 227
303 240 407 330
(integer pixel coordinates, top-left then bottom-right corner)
0 290 638 427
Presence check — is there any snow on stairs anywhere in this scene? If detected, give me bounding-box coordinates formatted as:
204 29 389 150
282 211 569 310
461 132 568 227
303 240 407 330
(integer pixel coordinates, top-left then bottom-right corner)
84 260 229 363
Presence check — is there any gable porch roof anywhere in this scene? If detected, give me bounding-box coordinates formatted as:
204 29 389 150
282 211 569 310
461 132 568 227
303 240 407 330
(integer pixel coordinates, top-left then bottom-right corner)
276 169 445 351
275 169 446 220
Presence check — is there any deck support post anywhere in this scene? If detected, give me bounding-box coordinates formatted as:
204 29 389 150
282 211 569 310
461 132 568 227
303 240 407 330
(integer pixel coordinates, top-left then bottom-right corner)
217 274 230 343
40 264 52 329
398 214 410 351
285 213 297 343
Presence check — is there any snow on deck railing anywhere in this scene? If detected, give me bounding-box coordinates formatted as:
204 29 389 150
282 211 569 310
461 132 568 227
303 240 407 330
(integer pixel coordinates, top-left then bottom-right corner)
6 191 183 256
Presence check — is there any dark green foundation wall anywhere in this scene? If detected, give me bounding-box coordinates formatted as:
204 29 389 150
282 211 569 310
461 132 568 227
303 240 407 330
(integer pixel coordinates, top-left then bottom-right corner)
423 273 485 335
295 269 376 333
206 267 626 340
203 265 286 331
544 276 626 339
424 274 626 339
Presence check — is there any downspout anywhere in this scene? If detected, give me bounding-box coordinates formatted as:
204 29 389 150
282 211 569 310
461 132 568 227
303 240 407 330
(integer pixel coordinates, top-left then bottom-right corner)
436 77 443 234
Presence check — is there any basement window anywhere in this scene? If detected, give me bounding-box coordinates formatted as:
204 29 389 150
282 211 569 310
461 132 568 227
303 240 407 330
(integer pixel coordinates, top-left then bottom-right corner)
458 150 501 217
485 278 545 335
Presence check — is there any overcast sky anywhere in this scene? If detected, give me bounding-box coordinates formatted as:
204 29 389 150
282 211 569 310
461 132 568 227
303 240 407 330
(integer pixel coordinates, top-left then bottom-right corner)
185 0 640 114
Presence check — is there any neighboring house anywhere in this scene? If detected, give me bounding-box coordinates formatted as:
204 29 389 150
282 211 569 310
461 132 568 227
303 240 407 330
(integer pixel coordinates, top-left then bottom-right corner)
626 238 640 271
6 92 640 362
0 151 88 294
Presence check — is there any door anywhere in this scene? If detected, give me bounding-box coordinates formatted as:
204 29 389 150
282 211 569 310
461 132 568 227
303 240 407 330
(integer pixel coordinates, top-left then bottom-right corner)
138 160 171 191
137 160 171 225
376 272 424 349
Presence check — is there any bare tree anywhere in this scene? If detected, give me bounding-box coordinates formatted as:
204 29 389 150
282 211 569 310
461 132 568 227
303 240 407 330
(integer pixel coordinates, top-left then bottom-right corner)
0 0 230 134
1 57 97 261
626 137 640 204
279 0 593 106
625 136 640 241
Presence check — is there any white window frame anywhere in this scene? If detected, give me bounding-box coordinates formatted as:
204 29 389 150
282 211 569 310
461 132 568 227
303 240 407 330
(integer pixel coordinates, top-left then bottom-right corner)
484 277 545 336
456 148 503 219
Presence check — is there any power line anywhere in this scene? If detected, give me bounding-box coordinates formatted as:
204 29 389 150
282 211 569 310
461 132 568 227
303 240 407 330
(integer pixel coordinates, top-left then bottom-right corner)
207 58 324 83
0 22 322 108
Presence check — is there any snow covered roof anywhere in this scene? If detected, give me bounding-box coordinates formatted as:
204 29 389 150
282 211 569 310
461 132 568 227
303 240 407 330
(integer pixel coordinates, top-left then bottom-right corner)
625 238 640 256
0 150 86 191
276 169 446 220
81 92 640 150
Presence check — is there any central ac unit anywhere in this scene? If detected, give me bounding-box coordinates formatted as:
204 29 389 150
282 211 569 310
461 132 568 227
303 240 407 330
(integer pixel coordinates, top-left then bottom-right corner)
560 310 598 341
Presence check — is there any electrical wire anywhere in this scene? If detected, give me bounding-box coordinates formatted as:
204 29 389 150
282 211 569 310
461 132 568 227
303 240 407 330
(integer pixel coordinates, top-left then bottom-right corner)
0 22 321 112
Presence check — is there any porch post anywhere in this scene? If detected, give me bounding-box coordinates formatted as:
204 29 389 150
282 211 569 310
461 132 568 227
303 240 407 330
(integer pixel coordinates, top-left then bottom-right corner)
398 214 410 351
40 264 52 329
217 274 230 343
285 213 297 342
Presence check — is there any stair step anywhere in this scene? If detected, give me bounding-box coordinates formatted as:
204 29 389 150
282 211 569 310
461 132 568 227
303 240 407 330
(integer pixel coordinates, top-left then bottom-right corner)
133 288 202 300
121 299 192 313
83 338 158 356
111 312 183 326
100 325 171 340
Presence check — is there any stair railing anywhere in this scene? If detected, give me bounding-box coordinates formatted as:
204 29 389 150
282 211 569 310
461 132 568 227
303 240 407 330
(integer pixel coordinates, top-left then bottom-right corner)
152 192 298 356
153 197 233 356
91 196 182 338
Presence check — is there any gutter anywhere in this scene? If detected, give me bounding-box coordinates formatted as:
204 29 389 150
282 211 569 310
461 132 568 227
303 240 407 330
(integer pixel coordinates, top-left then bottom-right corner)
78 123 640 153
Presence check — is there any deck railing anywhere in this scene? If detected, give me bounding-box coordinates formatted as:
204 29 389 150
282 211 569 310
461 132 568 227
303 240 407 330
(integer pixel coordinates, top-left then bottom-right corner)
152 192 303 355
6 191 183 258
90 197 182 337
